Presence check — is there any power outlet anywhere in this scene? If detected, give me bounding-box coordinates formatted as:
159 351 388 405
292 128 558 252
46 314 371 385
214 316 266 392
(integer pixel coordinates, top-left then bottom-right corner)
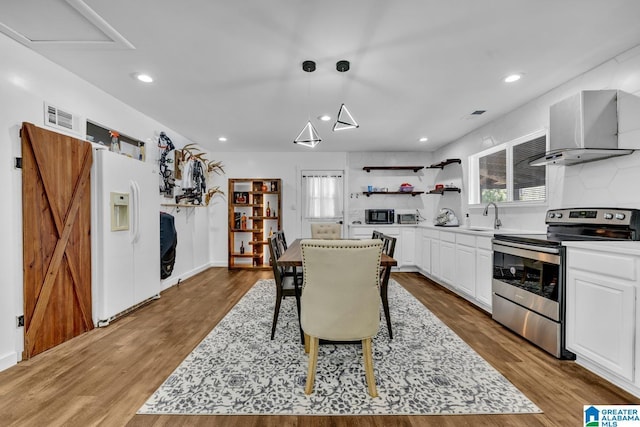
16 315 24 327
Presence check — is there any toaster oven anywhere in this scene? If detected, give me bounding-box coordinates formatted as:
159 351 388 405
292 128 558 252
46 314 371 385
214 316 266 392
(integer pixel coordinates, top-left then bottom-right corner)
397 213 418 224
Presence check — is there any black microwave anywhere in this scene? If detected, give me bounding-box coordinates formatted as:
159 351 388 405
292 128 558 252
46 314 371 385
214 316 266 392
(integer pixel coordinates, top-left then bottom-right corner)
365 209 395 224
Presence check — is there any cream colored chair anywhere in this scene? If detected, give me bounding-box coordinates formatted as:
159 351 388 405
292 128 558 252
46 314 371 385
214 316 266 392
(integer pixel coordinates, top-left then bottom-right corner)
310 223 342 239
300 238 383 397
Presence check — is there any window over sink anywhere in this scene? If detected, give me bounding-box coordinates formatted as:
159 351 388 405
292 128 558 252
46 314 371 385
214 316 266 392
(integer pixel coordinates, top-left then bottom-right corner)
468 130 547 205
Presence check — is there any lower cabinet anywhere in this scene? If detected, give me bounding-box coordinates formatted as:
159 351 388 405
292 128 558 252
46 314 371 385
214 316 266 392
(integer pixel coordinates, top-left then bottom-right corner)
348 225 412 269
418 228 493 312
439 232 456 285
430 238 441 278
475 236 493 309
475 246 493 308
455 234 476 297
351 225 494 313
566 246 637 385
401 228 415 266
419 229 437 274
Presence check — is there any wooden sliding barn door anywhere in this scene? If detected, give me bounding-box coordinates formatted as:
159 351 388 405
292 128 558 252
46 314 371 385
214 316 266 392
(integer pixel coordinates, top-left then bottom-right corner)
21 122 94 359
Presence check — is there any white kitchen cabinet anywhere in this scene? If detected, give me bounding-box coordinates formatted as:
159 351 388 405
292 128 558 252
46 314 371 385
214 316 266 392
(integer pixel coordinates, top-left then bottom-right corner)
414 227 494 312
401 228 415 266
349 225 376 239
419 229 438 275
455 234 476 297
430 238 441 278
475 236 493 310
566 246 636 382
348 225 407 269
439 232 456 285
415 230 424 270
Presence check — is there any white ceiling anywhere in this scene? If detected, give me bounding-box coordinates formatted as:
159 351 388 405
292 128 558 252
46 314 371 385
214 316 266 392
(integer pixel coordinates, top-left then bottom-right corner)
2 0 640 152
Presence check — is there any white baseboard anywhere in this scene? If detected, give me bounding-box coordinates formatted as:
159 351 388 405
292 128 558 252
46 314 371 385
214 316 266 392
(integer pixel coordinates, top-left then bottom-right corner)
161 262 216 290
0 351 18 373
575 356 640 399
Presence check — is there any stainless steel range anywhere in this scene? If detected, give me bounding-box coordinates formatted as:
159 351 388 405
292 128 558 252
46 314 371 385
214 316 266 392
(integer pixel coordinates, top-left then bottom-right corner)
492 207 640 359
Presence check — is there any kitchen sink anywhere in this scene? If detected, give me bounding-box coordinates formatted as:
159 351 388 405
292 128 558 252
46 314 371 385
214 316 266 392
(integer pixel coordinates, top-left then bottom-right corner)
466 227 493 232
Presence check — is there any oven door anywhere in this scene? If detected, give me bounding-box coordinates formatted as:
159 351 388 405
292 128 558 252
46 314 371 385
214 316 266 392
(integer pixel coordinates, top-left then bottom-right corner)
492 242 562 321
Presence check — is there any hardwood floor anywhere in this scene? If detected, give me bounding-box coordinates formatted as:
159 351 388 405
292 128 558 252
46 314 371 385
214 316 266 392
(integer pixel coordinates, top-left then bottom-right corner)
0 268 637 426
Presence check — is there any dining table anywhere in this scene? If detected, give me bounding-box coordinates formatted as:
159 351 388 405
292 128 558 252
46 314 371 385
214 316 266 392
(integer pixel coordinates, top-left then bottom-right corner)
277 238 398 268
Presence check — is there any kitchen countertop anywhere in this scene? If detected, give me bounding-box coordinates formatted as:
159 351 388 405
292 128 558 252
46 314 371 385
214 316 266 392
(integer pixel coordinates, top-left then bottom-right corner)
349 223 540 237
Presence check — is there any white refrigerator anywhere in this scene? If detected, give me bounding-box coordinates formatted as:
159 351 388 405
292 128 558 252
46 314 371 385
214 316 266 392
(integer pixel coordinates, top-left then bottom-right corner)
92 148 161 326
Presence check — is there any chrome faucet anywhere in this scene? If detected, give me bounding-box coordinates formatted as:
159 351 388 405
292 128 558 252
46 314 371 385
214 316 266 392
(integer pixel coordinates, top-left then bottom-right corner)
483 202 502 229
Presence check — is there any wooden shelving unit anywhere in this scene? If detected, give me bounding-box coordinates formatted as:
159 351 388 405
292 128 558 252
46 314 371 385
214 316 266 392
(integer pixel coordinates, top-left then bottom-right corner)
228 178 281 270
363 166 424 172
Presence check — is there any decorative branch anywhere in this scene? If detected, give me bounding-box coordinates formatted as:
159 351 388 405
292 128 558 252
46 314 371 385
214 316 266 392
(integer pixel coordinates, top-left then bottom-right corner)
175 143 225 205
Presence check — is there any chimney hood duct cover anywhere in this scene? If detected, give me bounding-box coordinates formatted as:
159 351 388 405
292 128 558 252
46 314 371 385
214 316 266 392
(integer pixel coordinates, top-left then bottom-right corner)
529 90 634 166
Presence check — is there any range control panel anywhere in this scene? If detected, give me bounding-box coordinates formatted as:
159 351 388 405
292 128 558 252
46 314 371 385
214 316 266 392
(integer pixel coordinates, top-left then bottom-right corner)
546 208 636 225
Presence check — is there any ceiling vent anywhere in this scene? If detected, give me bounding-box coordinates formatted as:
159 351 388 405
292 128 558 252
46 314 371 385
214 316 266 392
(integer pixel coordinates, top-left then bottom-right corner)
471 110 486 115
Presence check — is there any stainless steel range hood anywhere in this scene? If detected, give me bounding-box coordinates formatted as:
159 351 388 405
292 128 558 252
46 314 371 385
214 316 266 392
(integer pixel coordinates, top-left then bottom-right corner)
530 90 635 166
529 148 633 166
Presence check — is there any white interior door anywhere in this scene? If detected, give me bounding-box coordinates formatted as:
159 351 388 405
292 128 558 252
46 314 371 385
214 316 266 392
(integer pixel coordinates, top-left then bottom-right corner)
300 170 345 238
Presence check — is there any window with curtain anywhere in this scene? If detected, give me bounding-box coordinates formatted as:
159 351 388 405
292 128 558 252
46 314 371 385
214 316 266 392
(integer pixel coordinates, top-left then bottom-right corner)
303 173 343 219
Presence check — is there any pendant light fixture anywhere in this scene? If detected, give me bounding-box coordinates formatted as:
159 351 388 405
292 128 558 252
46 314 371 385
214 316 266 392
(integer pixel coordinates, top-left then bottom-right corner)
294 60 322 148
333 60 359 131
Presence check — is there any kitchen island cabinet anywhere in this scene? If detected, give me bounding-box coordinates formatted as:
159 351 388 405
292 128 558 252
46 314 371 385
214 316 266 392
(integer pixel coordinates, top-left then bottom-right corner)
564 241 640 397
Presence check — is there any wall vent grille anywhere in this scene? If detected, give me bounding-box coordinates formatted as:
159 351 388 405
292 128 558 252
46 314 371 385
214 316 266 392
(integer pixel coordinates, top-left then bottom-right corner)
43 102 82 135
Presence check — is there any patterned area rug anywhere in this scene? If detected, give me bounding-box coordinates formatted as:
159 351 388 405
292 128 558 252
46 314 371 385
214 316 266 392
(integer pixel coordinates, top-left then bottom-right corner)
138 279 541 415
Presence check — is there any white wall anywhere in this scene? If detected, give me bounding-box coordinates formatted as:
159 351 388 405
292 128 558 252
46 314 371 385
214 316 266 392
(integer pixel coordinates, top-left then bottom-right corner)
204 152 348 266
347 152 437 223
434 44 640 232
0 34 206 370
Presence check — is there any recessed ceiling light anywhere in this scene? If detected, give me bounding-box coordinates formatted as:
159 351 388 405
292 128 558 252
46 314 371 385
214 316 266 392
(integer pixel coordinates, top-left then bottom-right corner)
419 137 428 142
318 115 331 121
504 74 522 83
136 73 153 83
218 137 228 142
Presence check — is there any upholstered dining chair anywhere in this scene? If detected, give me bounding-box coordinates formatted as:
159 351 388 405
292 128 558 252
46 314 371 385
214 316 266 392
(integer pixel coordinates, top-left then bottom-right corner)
373 232 397 339
310 223 342 239
267 235 302 342
300 238 383 397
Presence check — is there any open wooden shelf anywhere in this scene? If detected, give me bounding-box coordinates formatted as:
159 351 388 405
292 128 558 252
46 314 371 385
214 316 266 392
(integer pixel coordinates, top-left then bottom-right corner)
428 187 461 195
363 191 424 197
427 158 461 169
161 203 205 208
230 253 262 258
363 166 424 173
